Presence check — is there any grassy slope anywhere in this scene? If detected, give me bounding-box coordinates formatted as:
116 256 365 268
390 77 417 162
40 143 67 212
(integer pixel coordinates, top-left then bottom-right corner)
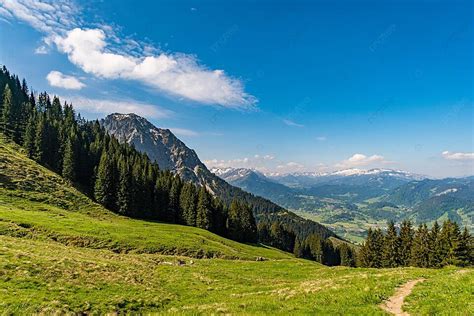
0 137 473 314
0 138 290 260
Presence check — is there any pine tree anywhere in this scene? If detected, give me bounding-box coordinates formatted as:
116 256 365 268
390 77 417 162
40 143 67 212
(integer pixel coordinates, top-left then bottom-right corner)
179 182 197 226
23 109 36 158
398 220 414 266
382 221 401 267
305 234 325 263
339 243 355 267
196 187 212 230
94 149 117 210
410 224 431 267
62 135 76 182
227 199 258 243
456 227 472 267
1 84 12 136
359 228 384 267
33 113 46 163
117 158 132 215
168 177 182 223
428 221 443 268
439 220 461 266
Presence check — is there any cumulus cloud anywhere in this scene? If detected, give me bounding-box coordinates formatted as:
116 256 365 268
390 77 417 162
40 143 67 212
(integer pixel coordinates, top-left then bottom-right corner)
283 119 304 127
46 71 85 90
52 28 256 108
58 95 172 119
1 1 257 108
335 153 391 169
442 151 474 161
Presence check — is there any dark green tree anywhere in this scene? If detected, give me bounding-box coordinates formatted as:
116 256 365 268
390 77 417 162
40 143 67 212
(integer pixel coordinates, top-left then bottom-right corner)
338 243 355 267
94 149 117 210
179 182 197 226
196 187 212 230
382 221 401 267
227 199 257 243
117 158 133 215
62 135 76 182
428 221 443 268
1 84 12 136
398 220 414 266
410 224 431 267
23 108 36 158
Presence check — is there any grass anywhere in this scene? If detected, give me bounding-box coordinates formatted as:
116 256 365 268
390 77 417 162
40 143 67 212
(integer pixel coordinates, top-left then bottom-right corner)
1 137 473 314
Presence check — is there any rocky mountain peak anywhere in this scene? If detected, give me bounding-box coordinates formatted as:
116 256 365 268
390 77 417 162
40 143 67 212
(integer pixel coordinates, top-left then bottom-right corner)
101 113 206 183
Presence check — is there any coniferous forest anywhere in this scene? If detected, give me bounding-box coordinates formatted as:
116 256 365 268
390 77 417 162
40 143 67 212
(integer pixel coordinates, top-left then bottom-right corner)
359 220 473 268
0 66 258 244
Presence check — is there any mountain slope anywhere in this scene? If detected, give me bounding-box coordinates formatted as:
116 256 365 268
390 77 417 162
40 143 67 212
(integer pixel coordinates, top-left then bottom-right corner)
0 136 290 260
101 114 337 240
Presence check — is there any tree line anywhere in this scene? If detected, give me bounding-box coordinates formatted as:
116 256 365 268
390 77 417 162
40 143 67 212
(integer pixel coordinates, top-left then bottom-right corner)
0 66 258 244
359 220 473 268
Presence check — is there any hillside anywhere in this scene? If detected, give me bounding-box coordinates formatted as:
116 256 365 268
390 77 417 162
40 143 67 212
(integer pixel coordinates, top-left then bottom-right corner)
0 137 289 260
0 138 472 314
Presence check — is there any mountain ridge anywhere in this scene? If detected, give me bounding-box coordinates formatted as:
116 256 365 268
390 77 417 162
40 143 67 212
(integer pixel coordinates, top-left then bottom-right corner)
101 113 338 241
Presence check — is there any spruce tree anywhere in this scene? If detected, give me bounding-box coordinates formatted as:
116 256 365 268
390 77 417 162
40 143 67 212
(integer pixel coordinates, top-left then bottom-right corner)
94 149 117 210
33 113 46 163
168 177 182 223
439 220 461 266
398 220 414 266
117 158 132 215
227 199 257 243
1 84 12 136
456 227 471 267
382 221 401 267
410 224 431 267
62 136 76 182
196 187 212 230
428 221 443 268
23 109 36 158
339 243 355 267
179 182 197 226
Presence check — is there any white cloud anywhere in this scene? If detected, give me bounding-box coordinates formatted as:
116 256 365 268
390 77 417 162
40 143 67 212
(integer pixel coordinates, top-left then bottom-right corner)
46 71 85 90
283 119 304 127
335 153 391 169
34 45 49 54
316 136 327 141
52 28 256 108
0 2 257 108
0 0 78 34
58 95 172 119
442 151 474 161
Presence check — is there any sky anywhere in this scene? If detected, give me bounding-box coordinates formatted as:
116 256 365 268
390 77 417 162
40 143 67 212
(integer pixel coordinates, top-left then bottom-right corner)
0 0 472 178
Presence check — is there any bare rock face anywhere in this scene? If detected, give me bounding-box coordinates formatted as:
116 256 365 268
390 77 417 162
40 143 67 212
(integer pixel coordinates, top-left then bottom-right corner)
101 113 209 185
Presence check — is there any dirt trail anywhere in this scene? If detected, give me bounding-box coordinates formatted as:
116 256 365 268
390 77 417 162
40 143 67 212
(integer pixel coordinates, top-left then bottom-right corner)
380 279 425 316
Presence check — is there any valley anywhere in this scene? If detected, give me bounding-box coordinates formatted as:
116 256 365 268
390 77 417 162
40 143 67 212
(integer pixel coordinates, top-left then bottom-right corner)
212 167 474 242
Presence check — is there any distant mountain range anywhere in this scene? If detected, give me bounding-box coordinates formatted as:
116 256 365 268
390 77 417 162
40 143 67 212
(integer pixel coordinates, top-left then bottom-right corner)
211 166 474 241
101 113 337 241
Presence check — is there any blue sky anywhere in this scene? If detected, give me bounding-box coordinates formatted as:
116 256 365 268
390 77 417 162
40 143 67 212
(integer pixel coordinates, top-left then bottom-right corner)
0 0 472 177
